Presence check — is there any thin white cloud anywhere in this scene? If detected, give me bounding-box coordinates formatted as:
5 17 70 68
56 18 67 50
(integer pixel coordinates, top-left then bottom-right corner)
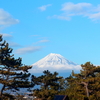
61 2 92 13
1 33 12 38
50 15 71 20
88 12 100 20
0 8 19 26
51 2 100 21
0 33 20 47
15 46 42 54
0 33 13 42
30 35 49 44
9 42 20 47
38 4 52 11
29 65 81 73
38 39 49 43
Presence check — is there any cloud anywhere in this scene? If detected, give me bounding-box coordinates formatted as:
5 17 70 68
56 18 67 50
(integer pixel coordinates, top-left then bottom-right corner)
30 35 49 44
1 33 12 38
51 2 100 21
0 33 13 41
15 46 42 54
9 42 20 47
29 65 81 73
38 39 49 43
61 2 92 13
0 9 19 26
38 4 52 11
50 15 71 20
0 33 21 47
88 12 100 20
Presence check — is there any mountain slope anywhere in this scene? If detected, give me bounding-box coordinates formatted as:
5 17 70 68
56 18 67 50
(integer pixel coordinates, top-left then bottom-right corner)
30 53 81 73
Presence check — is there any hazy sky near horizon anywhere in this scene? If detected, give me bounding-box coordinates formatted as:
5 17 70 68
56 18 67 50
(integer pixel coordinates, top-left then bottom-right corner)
0 0 100 66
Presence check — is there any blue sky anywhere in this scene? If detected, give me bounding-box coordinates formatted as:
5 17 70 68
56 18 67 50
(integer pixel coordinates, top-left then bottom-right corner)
0 0 100 67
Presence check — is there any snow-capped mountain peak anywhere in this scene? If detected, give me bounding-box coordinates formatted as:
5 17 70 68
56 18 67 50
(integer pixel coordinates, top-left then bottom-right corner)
33 53 77 66
30 53 81 73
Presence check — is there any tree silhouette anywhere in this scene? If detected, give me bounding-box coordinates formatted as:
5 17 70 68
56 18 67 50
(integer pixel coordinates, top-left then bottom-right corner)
66 62 100 100
32 70 62 100
0 35 32 99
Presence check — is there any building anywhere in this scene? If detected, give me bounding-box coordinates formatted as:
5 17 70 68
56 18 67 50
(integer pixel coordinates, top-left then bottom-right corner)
54 95 69 100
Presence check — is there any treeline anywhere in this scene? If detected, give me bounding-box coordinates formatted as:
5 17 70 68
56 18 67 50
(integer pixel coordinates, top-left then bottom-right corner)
0 35 100 100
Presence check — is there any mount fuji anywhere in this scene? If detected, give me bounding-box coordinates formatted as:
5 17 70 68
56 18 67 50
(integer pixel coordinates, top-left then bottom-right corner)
29 53 81 74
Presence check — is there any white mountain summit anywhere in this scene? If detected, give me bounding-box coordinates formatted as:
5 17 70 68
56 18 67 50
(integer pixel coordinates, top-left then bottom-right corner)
30 53 81 73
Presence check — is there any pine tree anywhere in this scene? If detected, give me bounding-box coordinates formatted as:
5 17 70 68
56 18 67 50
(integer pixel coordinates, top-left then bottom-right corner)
0 35 32 99
31 70 62 100
66 62 100 100
57 78 68 95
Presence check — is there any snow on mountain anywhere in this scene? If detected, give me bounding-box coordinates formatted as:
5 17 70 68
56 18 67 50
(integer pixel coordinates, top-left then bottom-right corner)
30 53 81 73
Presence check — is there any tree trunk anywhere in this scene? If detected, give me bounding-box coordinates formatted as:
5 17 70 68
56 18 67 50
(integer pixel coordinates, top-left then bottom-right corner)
85 85 89 97
81 82 89 97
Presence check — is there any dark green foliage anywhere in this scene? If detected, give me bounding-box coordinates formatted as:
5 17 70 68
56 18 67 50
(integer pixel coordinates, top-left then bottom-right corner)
31 62 100 100
32 70 63 100
0 35 33 99
66 62 100 100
